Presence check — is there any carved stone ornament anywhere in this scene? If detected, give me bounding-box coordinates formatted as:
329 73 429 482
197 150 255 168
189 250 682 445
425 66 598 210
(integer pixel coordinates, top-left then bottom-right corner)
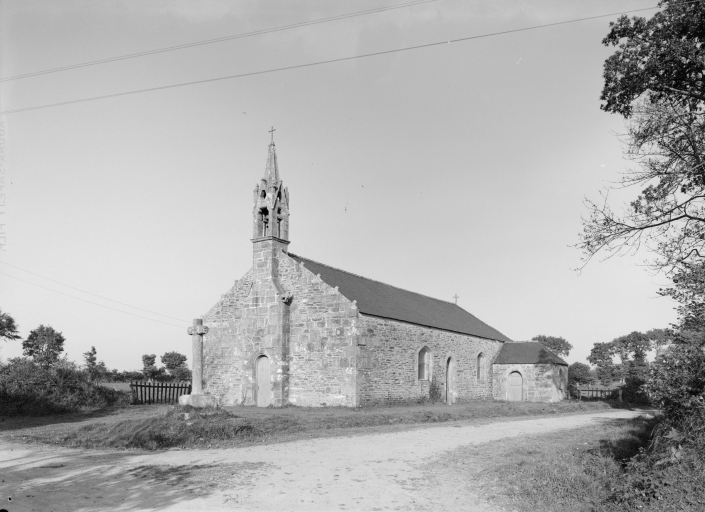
187 325 209 336
278 291 293 304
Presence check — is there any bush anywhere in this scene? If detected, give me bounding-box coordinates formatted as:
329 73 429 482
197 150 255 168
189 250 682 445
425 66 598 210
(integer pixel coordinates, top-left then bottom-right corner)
0 357 130 416
644 342 705 421
609 411 705 510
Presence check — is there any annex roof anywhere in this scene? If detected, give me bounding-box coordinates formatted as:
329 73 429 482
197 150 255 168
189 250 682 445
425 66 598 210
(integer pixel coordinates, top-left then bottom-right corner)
493 342 568 365
288 253 512 342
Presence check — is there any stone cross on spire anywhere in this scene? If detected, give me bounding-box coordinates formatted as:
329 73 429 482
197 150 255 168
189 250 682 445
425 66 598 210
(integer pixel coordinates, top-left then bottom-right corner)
269 126 276 144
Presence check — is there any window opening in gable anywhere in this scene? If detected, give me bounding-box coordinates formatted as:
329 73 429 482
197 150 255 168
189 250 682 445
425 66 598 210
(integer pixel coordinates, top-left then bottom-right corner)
477 352 486 382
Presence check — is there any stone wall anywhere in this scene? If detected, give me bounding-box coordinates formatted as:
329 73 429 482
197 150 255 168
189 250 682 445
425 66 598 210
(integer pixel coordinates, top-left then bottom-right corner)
202 237 294 406
357 315 503 405
278 256 359 407
492 363 568 402
201 245 360 407
201 269 254 406
202 241 512 408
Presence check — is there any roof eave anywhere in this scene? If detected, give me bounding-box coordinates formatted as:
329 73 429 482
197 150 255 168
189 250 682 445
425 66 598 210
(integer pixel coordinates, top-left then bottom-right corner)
358 311 509 342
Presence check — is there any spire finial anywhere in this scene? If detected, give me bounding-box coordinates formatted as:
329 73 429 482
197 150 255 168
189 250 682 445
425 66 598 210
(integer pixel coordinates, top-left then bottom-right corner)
269 126 276 145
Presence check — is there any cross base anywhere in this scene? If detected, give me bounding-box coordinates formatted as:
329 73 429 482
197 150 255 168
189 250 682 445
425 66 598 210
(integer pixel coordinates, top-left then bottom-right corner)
178 393 217 408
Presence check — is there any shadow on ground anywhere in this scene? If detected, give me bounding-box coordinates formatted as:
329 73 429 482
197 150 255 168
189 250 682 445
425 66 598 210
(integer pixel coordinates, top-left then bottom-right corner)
0 440 265 512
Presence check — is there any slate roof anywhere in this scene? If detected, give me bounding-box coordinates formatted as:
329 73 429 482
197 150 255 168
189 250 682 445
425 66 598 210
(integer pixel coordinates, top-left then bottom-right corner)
288 253 512 342
493 342 568 365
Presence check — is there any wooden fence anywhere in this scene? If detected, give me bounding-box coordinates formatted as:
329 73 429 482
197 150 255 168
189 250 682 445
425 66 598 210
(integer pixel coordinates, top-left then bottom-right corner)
130 381 192 405
576 386 620 400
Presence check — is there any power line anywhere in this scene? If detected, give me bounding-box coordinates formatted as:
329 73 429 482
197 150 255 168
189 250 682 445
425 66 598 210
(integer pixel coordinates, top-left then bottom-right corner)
0 271 188 329
0 3 691 116
0 261 189 322
0 0 435 83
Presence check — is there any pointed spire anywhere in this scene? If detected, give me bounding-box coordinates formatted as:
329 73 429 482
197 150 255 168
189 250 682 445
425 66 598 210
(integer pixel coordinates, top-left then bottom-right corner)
264 130 280 184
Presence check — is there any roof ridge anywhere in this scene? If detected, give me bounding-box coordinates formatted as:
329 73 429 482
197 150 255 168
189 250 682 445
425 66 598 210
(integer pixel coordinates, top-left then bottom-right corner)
288 252 457 306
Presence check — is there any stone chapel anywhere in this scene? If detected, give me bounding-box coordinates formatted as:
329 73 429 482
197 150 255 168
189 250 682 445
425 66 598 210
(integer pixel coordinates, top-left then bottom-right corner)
199 140 567 406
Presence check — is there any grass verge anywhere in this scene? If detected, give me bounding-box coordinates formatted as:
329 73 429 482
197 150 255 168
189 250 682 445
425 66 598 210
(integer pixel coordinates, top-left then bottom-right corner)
3 399 624 450
421 413 704 512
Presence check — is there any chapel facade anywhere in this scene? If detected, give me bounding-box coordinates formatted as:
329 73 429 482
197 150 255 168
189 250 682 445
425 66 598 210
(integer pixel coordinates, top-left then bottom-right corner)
200 141 562 407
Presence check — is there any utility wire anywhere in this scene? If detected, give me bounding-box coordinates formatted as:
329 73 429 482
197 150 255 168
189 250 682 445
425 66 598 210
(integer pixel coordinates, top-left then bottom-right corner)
0 3 694 116
0 261 189 322
0 0 435 83
0 271 188 329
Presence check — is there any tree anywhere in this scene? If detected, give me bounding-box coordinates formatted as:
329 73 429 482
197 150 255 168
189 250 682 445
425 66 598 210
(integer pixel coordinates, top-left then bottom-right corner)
579 99 705 271
0 308 20 342
644 332 705 420
22 325 65 367
568 362 594 398
587 330 666 386
600 1 705 118
579 2 705 273
659 264 705 343
84 346 97 368
532 335 573 357
171 366 192 381
141 354 159 380
587 342 621 385
161 351 187 373
161 351 191 381
83 346 107 382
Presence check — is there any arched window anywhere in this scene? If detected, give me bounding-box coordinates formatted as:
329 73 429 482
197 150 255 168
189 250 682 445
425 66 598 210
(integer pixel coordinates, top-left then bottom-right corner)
477 353 486 382
418 346 431 380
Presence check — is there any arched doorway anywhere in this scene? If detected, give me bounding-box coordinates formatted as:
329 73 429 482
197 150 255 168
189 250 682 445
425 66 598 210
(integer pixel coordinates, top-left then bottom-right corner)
508 371 523 401
255 356 271 407
445 357 456 404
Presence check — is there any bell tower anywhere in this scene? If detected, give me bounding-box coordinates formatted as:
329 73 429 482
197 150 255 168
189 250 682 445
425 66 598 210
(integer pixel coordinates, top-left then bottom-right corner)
247 131 292 408
252 136 290 246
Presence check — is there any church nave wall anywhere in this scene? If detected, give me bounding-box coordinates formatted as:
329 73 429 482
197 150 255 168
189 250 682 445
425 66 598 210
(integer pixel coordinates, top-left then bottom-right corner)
356 316 503 405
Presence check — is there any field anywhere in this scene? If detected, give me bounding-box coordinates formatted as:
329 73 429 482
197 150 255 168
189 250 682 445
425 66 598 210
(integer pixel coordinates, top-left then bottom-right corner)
99 381 132 391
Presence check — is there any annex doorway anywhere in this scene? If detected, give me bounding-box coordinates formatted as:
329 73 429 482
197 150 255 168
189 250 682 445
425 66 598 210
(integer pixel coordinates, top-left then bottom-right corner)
255 355 271 407
508 371 523 401
445 357 456 404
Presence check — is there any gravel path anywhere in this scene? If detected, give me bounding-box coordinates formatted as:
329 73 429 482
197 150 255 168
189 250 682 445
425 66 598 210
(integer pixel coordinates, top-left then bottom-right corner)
0 408 646 512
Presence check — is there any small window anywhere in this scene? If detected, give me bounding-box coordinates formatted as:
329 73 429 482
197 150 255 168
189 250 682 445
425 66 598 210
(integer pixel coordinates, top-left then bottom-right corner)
477 353 486 382
418 346 431 380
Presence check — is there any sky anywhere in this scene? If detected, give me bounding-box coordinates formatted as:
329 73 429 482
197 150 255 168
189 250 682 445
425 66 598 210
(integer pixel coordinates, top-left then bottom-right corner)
0 0 678 371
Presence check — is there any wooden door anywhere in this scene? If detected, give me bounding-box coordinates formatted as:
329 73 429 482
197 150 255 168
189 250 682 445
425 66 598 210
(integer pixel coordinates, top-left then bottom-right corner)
446 357 456 404
508 371 523 401
255 356 271 407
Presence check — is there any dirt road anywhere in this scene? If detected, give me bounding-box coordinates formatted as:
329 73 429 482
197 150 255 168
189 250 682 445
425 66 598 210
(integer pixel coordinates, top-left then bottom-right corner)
1 409 646 512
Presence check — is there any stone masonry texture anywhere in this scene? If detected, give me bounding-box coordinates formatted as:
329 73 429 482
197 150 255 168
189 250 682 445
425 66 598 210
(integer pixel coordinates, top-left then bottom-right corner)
202 246 359 407
201 250 506 407
492 362 568 402
357 316 502 405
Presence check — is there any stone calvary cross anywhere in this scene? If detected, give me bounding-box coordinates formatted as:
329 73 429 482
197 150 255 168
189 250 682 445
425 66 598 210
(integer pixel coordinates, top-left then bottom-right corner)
178 318 217 407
